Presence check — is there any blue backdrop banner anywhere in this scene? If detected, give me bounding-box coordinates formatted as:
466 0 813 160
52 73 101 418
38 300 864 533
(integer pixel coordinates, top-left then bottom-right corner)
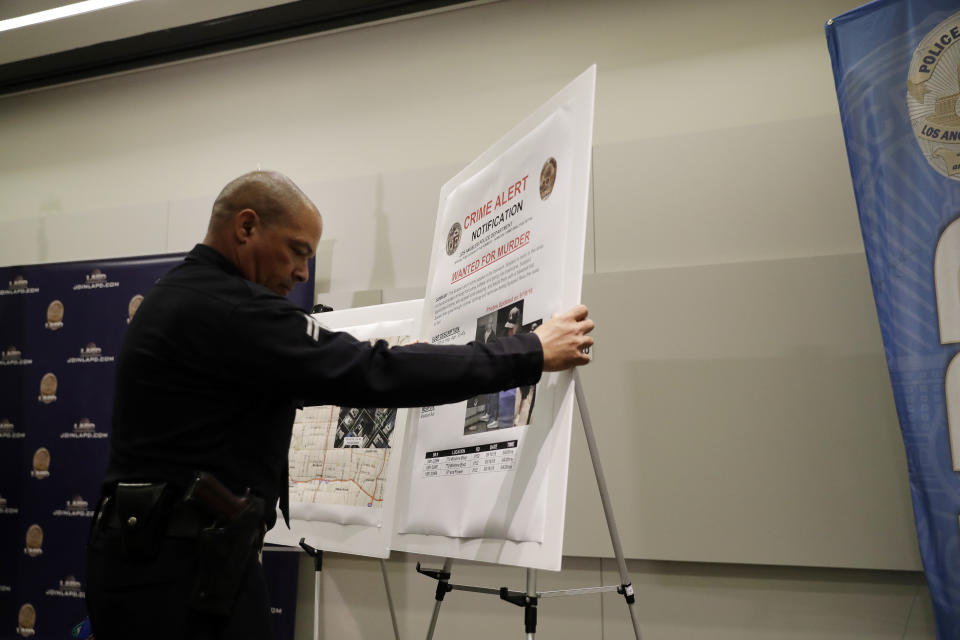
0 251 311 639
827 1 960 637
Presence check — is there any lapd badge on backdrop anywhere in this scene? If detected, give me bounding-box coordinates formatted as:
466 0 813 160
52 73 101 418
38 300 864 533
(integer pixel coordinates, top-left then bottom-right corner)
44 300 64 331
30 448 50 479
539 157 558 200
74 267 118 290
1 345 31 366
37 373 57 403
23 524 43 557
16 603 36 637
67 342 113 364
47 574 83 598
0 417 23 440
908 11 960 178
54 494 92 518
63 416 105 439
128 293 144 324
1 274 38 296
0 492 17 515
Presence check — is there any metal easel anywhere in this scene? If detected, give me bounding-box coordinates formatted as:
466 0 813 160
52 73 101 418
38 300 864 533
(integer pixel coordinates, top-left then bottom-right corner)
298 540 402 640
416 369 642 639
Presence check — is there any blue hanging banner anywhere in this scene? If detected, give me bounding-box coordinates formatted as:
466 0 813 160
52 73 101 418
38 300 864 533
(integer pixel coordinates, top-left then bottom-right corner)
827 1 960 637
0 250 311 639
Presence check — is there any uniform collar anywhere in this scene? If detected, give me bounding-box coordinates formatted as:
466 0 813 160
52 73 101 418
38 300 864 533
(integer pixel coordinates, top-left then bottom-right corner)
188 244 246 279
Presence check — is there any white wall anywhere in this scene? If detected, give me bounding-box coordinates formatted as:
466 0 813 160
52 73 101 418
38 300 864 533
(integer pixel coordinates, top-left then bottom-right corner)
0 0 937 637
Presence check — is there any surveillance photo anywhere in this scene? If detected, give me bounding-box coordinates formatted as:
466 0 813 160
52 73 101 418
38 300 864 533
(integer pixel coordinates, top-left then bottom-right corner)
334 406 397 448
464 300 540 435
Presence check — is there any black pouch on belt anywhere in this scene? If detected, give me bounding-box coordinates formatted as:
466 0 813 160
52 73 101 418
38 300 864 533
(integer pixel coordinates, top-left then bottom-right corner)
114 481 172 561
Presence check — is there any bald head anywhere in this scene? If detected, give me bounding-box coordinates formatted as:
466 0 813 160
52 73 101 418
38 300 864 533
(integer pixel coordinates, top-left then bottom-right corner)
208 170 317 235
203 170 323 297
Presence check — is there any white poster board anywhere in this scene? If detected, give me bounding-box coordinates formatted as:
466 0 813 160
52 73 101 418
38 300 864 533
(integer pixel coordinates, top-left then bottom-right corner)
393 66 596 570
265 299 423 558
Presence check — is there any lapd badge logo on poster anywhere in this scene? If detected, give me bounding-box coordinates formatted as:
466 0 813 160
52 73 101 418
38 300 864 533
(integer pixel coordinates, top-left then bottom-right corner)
446 222 462 256
16 603 36 637
30 448 50 479
128 293 144 324
24 525 43 557
38 373 57 403
44 300 64 330
539 157 558 200
908 12 960 178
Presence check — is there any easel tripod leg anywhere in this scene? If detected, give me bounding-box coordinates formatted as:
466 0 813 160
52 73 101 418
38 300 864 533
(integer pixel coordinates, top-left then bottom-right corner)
573 370 643 640
425 558 453 640
525 569 538 640
298 538 324 640
380 559 401 640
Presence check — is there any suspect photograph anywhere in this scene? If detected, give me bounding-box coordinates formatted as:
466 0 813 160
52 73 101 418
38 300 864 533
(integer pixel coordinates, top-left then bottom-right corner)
464 300 539 435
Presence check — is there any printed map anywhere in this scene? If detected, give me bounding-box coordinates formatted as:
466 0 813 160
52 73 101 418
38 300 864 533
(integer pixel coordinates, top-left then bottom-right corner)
287 335 411 509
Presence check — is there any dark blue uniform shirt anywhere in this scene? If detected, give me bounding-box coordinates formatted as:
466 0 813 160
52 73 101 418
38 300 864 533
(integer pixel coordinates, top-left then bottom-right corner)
104 244 543 527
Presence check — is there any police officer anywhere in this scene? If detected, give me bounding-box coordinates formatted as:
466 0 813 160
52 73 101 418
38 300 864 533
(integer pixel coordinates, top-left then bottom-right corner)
85 171 594 639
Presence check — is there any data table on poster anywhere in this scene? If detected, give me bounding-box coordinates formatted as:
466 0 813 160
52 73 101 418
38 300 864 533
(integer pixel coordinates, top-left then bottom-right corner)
423 440 517 477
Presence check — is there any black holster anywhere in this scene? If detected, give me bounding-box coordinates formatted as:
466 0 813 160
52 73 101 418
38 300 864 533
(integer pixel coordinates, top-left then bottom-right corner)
188 494 265 616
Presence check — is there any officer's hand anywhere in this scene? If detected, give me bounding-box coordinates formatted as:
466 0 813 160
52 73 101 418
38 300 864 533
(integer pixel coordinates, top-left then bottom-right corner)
533 304 594 372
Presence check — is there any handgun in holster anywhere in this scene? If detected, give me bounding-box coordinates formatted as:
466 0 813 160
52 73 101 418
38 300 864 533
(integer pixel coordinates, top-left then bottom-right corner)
183 472 265 616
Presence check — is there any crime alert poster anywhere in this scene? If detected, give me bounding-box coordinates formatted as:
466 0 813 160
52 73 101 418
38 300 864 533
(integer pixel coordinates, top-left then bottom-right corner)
395 66 595 570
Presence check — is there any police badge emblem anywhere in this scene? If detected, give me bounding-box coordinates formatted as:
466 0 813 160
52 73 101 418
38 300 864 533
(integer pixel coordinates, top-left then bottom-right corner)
45 300 64 330
17 603 36 637
31 448 50 479
24 525 43 557
908 12 960 178
38 373 57 404
128 294 144 324
539 157 557 200
446 222 462 256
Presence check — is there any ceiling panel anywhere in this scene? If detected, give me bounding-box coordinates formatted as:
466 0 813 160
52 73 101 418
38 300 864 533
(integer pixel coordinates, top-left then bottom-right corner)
0 0 297 64
0 0 474 95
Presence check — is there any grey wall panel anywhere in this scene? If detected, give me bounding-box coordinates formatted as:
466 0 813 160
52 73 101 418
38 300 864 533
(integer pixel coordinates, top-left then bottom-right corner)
592 117 864 274
600 559 933 640
562 257 920 569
